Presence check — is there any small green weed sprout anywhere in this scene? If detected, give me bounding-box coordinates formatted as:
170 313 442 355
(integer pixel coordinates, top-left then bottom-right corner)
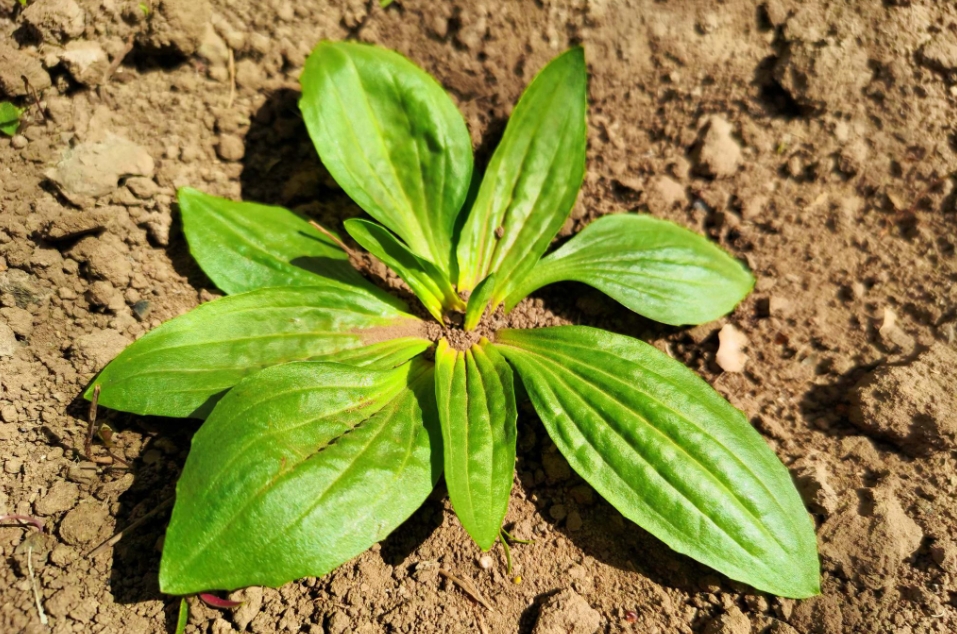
0 101 23 136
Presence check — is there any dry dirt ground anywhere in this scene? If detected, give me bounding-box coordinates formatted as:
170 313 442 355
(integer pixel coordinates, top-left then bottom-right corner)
1 0 957 632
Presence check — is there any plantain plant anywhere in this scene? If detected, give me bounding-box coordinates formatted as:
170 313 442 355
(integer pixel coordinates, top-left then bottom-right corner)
87 42 819 599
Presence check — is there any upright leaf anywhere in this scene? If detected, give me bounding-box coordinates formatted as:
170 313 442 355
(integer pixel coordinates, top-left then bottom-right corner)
434 339 517 549
504 214 755 325
300 41 473 274
344 218 464 322
456 47 587 302
179 187 384 299
86 286 428 418
159 359 442 594
495 327 819 598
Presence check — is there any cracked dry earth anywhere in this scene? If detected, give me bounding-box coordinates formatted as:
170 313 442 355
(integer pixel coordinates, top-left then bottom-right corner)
1 0 957 633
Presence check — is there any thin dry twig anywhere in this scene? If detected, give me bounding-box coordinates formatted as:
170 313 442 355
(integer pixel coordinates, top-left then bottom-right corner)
108 33 136 80
904 177 946 219
84 386 114 465
227 47 236 108
85 496 174 557
476 611 491 634
28 546 48 626
308 220 361 261
83 385 129 466
438 569 494 612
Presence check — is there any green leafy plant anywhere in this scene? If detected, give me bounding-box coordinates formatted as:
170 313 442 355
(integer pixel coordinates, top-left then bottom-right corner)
87 41 819 599
0 101 23 137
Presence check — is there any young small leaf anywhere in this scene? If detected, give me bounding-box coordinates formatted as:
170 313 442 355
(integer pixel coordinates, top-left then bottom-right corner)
0 101 22 136
434 339 517 550
495 326 819 598
178 188 389 301
456 47 587 301
174 598 188 634
86 286 428 418
463 273 496 331
344 218 464 321
300 41 473 274
159 359 441 594
503 214 755 325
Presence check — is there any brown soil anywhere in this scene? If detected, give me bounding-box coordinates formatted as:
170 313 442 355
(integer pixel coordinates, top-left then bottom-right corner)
2 1 956 633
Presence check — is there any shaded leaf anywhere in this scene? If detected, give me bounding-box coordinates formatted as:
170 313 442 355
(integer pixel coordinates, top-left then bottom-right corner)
178 187 389 301
159 359 442 594
86 286 427 418
456 47 587 303
344 218 464 321
300 41 473 273
434 339 517 549
504 214 754 325
494 326 819 598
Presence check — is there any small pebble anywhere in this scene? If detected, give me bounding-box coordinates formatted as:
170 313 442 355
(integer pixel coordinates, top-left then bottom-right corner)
478 555 493 570
216 134 245 161
11 135 27 149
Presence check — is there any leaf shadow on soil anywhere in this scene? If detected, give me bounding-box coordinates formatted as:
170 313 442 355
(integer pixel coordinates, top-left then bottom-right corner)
80 414 202 630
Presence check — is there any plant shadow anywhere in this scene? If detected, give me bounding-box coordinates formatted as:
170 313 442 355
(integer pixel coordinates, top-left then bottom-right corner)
510 401 734 603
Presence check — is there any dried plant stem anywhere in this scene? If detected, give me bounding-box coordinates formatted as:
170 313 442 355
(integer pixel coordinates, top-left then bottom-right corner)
83 385 127 466
308 220 356 257
438 569 494 611
227 47 236 108
85 496 174 557
107 33 135 80
28 546 48 626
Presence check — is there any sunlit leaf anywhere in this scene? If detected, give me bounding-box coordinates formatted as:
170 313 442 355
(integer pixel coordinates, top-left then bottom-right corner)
504 214 755 325
159 359 441 594
495 326 819 598
178 187 388 300
300 41 473 274
434 339 516 549
456 47 587 303
86 286 427 418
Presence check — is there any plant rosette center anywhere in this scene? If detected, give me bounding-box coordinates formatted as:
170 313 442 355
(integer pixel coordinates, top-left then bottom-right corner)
86 41 820 600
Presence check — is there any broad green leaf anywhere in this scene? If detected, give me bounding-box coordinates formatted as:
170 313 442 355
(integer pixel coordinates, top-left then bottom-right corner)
159 359 442 594
456 47 587 302
0 101 21 136
494 327 820 598
434 339 517 549
504 214 755 325
86 286 428 418
300 41 473 274
464 273 496 331
344 218 464 322
178 187 390 302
